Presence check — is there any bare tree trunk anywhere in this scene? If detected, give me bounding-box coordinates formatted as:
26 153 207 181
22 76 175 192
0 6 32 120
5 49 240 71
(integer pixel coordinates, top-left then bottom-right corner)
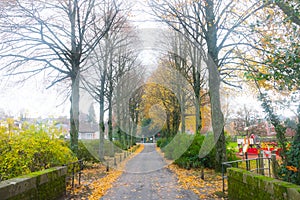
107 35 114 141
108 61 113 142
133 111 139 144
108 97 113 141
108 96 114 156
122 96 128 148
116 83 122 143
205 0 226 171
191 43 203 134
69 0 80 155
195 96 201 134
70 74 79 155
181 93 186 134
99 107 105 159
99 76 106 160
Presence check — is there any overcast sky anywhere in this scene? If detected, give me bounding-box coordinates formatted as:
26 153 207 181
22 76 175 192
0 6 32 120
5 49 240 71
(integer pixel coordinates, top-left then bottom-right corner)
0 0 294 120
0 0 162 119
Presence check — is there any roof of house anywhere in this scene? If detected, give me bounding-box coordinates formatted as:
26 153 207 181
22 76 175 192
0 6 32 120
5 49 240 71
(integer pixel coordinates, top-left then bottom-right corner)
79 121 98 133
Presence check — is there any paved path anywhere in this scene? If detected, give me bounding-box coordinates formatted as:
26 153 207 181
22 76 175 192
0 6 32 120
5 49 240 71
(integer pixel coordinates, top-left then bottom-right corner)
101 143 199 200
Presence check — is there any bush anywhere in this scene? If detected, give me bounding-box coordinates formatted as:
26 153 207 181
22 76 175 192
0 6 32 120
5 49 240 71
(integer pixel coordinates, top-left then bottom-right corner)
156 138 163 147
0 120 77 181
225 133 239 162
278 139 300 185
174 133 216 169
163 133 194 160
76 140 100 162
156 137 172 148
76 139 123 161
113 140 126 150
226 147 238 162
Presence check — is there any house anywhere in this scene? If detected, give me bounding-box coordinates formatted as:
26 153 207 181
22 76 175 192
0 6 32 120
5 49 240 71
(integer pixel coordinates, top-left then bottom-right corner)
78 121 99 139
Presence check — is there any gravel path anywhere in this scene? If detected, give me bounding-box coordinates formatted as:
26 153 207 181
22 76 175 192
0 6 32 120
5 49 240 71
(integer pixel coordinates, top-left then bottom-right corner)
101 143 199 200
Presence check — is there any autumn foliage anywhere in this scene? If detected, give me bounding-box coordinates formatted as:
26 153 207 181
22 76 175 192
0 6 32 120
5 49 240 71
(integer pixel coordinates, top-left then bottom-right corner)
168 164 225 199
88 144 144 199
0 119 76 181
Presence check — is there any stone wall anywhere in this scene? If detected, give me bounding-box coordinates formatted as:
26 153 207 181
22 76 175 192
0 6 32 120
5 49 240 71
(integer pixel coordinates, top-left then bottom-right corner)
228 168 300 200
0 166 67 200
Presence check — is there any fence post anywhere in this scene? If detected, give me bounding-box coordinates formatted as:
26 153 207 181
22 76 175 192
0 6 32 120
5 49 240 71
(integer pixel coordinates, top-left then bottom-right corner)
245 152 249 171
72 164 75 188
259 151 264 175
79 160 83 185
106 162 110 172
256 158 259 174
222 163 225 194
271 151 278 178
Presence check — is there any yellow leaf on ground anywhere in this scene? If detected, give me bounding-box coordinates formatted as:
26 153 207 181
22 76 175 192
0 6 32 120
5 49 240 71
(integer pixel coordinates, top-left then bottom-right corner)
88 144 144 199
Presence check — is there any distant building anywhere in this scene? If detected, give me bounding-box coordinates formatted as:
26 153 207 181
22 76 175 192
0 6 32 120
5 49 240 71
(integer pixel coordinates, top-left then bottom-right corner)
78 121 99 139
225 118 296 137
78 112 99 140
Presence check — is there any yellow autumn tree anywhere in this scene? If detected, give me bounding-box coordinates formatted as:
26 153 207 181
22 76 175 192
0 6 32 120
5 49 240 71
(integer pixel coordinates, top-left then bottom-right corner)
141 60 211 137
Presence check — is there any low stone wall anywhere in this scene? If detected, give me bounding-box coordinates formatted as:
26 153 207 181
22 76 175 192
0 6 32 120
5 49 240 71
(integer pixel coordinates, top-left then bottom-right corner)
0 166 67 200
104 145 140 168
228 168 300 200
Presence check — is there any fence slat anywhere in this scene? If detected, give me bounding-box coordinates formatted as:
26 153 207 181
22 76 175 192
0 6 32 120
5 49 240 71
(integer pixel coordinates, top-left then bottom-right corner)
64 159 84 190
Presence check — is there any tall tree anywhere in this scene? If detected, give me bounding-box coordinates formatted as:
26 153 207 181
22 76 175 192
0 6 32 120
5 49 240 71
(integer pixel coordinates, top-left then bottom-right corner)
167 31 209 133
114 66 145 146
128 82 144 144
0 0 119 155
150 0 265 171
107 24 139 143
82 9 140 155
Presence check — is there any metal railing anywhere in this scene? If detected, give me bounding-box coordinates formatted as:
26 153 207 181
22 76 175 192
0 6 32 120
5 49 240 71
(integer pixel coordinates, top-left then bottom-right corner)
221 152 277 193
64 159 84 189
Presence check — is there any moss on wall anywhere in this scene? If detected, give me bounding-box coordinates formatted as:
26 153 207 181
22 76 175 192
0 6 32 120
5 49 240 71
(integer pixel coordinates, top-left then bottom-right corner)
0 166 67 200
228 168 300 200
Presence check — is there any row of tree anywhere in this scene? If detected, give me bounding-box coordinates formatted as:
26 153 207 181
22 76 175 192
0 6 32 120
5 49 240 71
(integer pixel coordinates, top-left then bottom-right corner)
0 0 144 158
0 0 299 173
146 0 299 171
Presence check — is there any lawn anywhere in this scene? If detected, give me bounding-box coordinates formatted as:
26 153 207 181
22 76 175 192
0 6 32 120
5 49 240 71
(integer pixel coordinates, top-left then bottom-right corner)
227 142 239 152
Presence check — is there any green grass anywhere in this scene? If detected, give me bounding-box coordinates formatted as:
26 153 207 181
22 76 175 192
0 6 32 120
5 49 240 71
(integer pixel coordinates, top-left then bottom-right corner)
227 142 239 152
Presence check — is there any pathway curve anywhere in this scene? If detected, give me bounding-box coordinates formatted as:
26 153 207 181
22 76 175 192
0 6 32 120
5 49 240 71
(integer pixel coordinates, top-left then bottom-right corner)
101 143 199 200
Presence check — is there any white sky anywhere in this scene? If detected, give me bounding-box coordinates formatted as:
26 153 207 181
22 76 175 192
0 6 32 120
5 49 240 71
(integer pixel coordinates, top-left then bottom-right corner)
0 0 296 120
0 76 70 118
0 0 161 119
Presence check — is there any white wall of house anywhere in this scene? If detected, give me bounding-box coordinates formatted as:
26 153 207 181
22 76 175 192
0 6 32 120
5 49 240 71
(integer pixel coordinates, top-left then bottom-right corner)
79 131 99 139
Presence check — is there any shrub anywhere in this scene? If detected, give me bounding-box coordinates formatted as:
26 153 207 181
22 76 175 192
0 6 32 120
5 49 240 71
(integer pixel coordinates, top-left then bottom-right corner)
156 138 163 147
163 133 194 160
76 140 99 162
156 137 172 148
225 133 239 162
75 139 123 161
0 120 77 181
113 140 126 150
226 147 238 162
174 133 216 169
278 139 300 185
